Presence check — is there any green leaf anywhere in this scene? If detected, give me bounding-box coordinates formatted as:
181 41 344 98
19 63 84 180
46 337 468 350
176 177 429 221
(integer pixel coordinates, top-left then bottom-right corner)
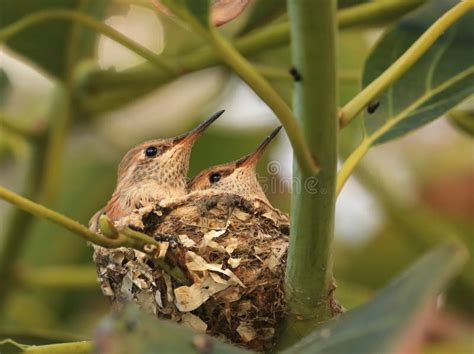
94 305 250 354
283 242 467 354
0 69 12 106
183 0 210 27
0 339 28 354
240 0 286 34
338 0 370 9
449 109 474 137
362 0 474 145
0 0 110 79
161 0 210 28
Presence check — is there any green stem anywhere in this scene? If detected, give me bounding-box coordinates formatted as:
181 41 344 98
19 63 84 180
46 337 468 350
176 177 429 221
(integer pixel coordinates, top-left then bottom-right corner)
338 0 426 28
279 0 338 347
339 0 474 127
254 64 293 81
17 265 98 290
38 85 70 204
0 186 189 284
0 185 128 247
0 9 176 74
24 341 92 354
256 65 360 82
0 114 46 138
78 0 424 112
337 68 472 195
207 30 320 176
0 140 48 311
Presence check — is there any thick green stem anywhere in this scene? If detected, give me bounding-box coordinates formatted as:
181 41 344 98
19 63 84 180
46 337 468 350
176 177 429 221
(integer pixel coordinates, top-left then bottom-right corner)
339 0 474 127
279 0 338 347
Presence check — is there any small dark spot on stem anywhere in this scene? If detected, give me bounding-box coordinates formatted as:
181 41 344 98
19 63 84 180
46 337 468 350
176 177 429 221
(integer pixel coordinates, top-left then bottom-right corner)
367 100 380 114
289 66 302 82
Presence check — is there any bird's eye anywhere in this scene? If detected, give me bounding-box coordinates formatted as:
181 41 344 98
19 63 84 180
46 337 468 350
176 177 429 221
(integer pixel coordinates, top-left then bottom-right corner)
209 172 221 183
145 146 158 157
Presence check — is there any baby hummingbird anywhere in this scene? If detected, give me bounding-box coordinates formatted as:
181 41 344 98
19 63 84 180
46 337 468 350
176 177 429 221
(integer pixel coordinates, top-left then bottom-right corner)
188 126 282 204
90 110 225 228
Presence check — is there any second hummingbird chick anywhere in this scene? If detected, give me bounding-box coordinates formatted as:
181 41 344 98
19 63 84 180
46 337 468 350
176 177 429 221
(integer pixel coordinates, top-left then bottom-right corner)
188 126 282 205
91 110 225 227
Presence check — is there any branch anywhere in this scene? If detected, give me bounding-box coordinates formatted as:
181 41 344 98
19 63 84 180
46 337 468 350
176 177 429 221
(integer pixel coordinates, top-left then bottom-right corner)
0 113 46 138
207 30 320 176
0 9 176 73
278 0 338 347
338 0 426 28
0 185 189 284
22 341 92 354
339 0 474 128
78 0 425 113
16 265 98 290
156 1 319 176
0 185 127 247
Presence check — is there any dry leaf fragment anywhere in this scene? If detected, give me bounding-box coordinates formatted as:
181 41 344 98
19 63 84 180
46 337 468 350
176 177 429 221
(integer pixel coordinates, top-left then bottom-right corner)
185 251 245 287
228 257 241 268
174 276 229 312
225 237 239 254
155 289 163 308
181 313 208 333
178 234 196 248
236 323 257 342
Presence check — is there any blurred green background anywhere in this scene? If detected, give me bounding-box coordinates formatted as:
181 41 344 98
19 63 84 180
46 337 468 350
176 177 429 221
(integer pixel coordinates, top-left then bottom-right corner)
0 1 472 352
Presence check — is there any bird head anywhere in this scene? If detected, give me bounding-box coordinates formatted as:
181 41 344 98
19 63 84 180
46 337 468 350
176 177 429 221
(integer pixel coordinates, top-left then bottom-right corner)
188 126 281 203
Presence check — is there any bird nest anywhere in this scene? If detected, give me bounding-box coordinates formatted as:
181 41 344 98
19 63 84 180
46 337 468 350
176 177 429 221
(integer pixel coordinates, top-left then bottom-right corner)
93 192 290 351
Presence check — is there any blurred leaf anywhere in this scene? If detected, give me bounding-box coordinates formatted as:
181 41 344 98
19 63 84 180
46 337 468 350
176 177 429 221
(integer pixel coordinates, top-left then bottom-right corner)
0 69 12 106
448 109 474 137
94 305 249 354
183 0 210 27
283 242 467 354
336 279 372 310
338 30 366 157
362 0 474 145
0 339 27 354
240 0 286 34
0 327 84 345
338 0 369 9
158 12 205 57
0 0 110 79
159 0 210 27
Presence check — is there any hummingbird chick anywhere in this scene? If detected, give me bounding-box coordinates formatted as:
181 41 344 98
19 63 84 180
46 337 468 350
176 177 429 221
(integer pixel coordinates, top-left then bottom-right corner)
188 126 282 205
90 110 225 229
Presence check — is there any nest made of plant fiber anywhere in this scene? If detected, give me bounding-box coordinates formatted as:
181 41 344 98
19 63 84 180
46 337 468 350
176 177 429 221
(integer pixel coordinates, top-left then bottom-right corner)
93 192 290 351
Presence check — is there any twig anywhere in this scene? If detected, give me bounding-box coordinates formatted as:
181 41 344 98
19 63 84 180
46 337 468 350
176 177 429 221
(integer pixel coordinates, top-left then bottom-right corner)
0 9 176 73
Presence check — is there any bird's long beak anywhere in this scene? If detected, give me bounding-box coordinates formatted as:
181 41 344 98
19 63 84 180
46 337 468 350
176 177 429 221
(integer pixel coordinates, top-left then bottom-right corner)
174 110 225 146
237 126 282 168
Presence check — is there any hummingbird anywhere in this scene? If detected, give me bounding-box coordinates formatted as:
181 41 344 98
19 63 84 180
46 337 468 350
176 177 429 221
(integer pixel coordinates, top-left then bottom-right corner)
89 110 225 230
188 126 282 205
